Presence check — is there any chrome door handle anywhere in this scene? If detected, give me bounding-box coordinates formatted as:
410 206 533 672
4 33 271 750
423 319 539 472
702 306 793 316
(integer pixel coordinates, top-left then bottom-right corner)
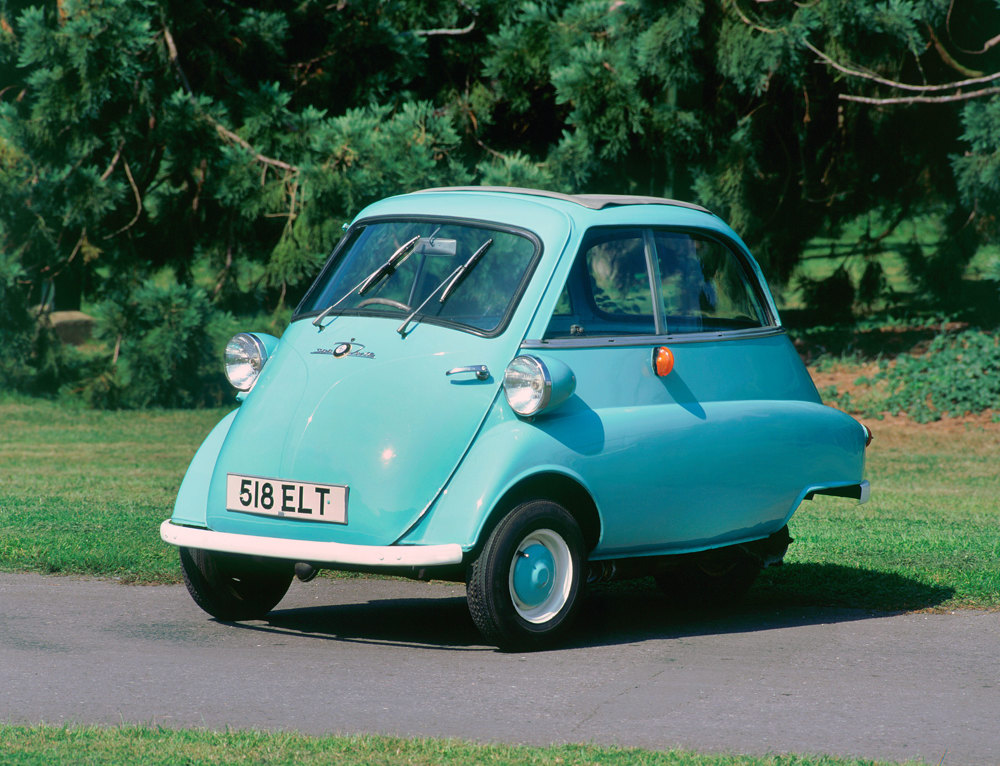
446 365 490 381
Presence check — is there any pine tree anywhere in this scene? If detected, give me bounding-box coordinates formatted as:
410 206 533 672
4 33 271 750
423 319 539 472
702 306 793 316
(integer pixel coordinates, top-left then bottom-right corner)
0 0 997 404
0 0 481 402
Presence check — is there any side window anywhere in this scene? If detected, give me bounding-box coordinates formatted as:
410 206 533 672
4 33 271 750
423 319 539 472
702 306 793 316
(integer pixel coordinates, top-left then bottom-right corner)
654 232 769 334
545 229 656 338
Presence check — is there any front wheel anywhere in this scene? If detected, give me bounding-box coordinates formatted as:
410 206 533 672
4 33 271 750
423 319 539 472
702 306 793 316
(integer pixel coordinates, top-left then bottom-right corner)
467 500 585 651
179 547 294 621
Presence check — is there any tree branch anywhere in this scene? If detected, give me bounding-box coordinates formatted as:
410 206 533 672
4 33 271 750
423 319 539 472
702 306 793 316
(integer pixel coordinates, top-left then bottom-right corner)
839 86 1000 105
926 24 983 78
162 23 299 174
211 119 300 173
66 228 87 264
161 24 192 94
729 0 781 35
973 32 1000 55
292 49 337 90
160 22 300 237
804 41 1000 92
104 155 144 238
99 141 125 181
947 0 1000 55
413 19 476 37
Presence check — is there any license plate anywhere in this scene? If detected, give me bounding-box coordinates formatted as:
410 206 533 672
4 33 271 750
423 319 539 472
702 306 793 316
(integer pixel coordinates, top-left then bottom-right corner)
226 474 347 524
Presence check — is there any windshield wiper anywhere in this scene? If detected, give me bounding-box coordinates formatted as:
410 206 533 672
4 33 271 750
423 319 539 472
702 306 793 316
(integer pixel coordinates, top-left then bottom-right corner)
358 235 421 295
312 235 421 330
396 238 493 337
440 238 493 304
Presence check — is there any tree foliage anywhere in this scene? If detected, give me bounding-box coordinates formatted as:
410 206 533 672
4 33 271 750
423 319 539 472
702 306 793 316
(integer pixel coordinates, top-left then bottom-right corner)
0 0 998 405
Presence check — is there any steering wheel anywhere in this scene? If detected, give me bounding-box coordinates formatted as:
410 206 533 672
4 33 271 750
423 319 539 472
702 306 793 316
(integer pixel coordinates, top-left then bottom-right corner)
356 297 412 311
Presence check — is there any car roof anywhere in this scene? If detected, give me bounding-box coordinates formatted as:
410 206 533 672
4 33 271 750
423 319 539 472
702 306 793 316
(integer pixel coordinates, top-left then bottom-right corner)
414 186 711 214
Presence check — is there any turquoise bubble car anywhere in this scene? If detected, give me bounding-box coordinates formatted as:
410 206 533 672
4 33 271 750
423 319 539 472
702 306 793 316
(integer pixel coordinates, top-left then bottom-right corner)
161 186 870 650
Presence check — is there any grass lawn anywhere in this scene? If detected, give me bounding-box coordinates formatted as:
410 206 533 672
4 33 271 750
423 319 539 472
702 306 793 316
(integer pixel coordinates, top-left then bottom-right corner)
752 415 1000 611
0 394 986 766
1 393 997 609
0 396 228 583
0 725 928 766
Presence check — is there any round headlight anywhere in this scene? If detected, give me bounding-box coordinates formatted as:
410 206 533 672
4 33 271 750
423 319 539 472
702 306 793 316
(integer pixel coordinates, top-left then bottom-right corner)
503 355 552 416
224 333 268 391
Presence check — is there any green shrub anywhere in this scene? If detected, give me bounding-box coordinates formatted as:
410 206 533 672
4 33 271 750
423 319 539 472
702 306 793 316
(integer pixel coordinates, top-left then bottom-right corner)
0 255 37 390
85 282 232 409
0 253 66 395
876 329 1000 422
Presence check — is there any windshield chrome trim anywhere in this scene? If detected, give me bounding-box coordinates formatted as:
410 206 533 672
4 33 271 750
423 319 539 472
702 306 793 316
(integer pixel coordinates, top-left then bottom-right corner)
520 326 785 349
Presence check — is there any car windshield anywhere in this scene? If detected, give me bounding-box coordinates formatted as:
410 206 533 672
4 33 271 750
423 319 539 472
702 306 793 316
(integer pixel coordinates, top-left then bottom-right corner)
297 220 539 335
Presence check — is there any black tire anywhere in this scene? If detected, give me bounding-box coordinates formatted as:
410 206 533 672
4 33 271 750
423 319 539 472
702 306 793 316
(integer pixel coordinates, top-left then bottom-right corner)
467 500 585 651
179 547 294 621
654 546 761 608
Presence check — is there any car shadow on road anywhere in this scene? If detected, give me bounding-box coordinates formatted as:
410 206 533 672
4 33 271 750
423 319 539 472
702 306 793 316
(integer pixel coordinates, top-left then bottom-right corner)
231 562 955 652
573 562 956 649
235 592 486 650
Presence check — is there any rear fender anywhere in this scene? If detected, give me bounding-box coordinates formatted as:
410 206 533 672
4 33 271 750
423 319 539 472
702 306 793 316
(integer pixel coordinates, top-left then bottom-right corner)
401 395 868 559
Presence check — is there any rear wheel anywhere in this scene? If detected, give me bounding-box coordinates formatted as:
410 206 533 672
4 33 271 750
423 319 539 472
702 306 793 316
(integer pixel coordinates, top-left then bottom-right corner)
467 500 585 651
179 547 294 621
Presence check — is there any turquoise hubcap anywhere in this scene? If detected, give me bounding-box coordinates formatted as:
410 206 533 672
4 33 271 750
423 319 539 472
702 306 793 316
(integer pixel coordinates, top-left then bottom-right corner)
512 542 555 607
508 528 573 624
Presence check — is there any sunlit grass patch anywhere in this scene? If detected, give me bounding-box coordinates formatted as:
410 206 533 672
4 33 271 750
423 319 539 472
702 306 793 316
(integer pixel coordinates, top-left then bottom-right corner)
0 724 929 766
753 420 1000 611
0 395 228 583
1 396 997 609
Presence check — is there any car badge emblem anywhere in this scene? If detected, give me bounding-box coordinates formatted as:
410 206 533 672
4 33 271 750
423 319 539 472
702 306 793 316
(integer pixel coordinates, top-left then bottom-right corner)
311 340 375 360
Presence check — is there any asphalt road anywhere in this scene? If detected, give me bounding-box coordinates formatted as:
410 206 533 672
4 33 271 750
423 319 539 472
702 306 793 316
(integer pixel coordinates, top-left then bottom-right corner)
1 572 998 765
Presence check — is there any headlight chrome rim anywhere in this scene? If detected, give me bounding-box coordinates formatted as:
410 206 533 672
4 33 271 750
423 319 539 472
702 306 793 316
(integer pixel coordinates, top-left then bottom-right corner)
503 355 552 416
225 333 269 391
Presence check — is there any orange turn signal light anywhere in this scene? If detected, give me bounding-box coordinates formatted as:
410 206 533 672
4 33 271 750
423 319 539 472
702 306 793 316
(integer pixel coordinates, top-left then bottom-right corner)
654 346 674 377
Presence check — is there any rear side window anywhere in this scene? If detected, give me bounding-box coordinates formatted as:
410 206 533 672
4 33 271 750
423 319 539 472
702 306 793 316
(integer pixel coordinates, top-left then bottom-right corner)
653 232 769 334
544 228 770 340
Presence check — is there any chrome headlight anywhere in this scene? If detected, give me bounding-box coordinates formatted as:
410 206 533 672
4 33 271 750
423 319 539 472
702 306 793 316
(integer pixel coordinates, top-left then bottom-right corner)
224 333 269 391
503 355 551 416
503 354 576 417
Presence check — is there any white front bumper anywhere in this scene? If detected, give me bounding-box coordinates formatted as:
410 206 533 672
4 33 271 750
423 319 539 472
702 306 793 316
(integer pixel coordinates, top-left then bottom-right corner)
160 520 464 568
